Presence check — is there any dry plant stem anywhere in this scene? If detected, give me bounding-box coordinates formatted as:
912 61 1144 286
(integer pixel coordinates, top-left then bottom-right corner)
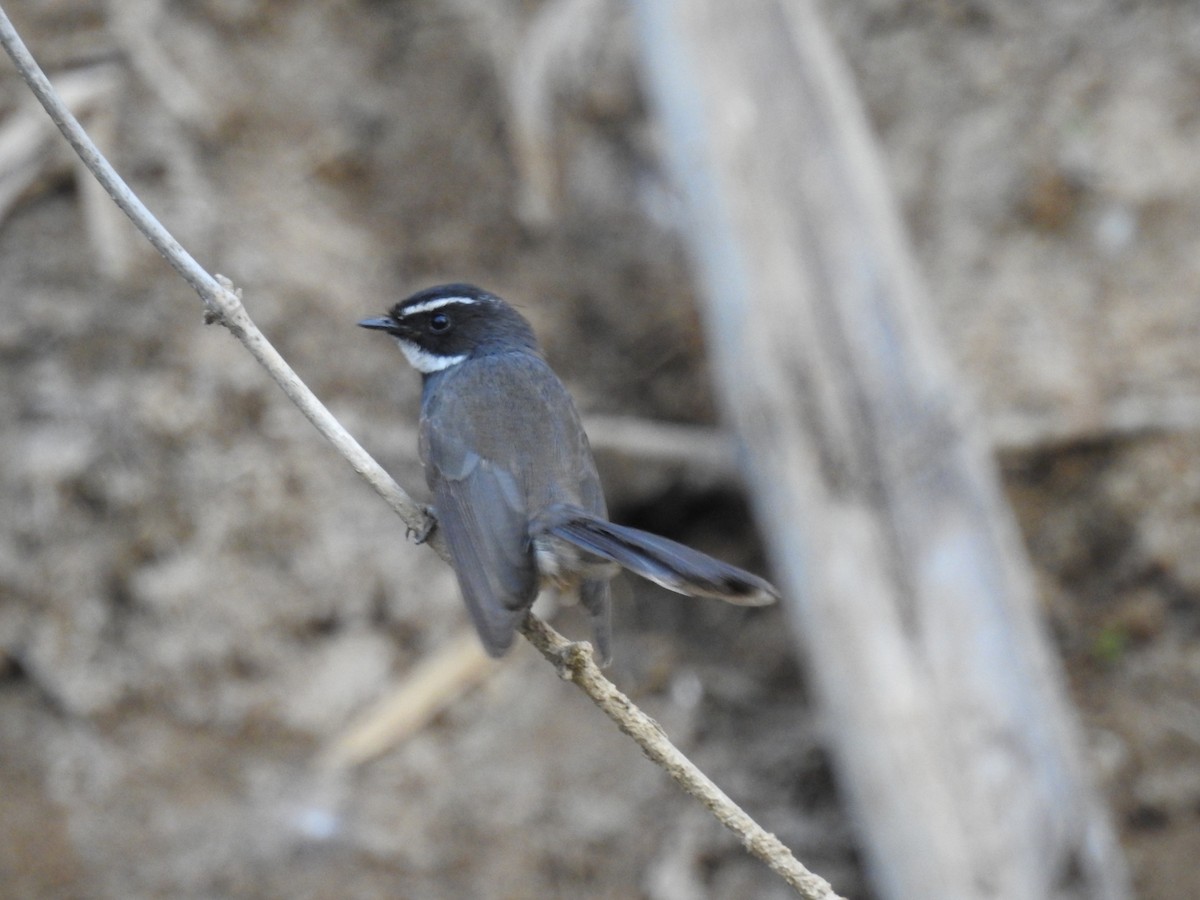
317 631 496 769
519 614 843 900
0 11 838 898
0 6 429 542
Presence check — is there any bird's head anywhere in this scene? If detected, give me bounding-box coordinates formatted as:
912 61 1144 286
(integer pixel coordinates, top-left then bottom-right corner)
359 283 540 374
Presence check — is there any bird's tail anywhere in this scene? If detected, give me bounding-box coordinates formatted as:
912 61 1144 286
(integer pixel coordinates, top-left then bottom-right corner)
533 504 779 606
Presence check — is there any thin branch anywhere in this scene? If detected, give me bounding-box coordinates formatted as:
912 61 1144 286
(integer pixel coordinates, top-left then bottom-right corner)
519 615 840 898
0 7 429 544
0 10 843 899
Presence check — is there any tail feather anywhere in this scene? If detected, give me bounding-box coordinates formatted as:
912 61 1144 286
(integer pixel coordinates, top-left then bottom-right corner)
537 505 778 606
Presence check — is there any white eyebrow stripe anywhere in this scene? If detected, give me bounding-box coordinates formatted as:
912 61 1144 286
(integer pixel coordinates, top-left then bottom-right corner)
397 296 480 317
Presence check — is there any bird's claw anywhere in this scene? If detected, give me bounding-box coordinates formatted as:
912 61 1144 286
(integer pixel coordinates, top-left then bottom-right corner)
408 506 438 545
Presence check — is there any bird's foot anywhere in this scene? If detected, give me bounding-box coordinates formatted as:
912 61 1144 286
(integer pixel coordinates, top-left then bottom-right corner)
408 506 438 544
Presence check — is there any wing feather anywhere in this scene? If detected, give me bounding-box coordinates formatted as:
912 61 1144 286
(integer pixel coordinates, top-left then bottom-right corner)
431 458 534 655
420 353 611 656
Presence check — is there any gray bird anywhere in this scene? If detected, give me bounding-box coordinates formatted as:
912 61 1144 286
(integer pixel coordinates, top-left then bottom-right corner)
360 284 777 663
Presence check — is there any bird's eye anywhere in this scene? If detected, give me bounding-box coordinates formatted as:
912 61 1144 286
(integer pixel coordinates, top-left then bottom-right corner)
429 313 452 334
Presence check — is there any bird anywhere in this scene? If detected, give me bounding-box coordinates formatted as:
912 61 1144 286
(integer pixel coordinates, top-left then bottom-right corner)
359 283 778 664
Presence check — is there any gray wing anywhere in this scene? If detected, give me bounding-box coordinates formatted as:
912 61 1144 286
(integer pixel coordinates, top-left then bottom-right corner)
428 449 535 656
419 356 550 656
420 353 609 657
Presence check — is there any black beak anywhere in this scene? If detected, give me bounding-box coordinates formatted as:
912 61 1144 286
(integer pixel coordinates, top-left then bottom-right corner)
358 315 399 333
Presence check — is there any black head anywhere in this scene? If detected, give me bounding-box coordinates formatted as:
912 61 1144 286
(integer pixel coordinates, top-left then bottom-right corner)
358 284 541 374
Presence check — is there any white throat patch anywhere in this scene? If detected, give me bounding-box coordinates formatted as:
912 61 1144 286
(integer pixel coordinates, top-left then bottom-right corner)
395 337 466 373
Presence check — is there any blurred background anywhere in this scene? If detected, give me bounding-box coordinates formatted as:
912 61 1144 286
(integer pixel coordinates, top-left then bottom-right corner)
1 1 1198 897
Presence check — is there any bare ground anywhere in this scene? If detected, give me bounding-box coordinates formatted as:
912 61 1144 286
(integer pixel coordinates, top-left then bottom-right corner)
1 1 1198 898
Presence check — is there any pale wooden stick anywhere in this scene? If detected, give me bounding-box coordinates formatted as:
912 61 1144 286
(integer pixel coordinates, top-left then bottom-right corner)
0 10 430 542
317 631 496 770
633 1 1130 897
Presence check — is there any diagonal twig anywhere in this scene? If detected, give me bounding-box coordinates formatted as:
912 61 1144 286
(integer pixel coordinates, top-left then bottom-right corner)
518 615 839 897
0 9 842 898
0 7 428 547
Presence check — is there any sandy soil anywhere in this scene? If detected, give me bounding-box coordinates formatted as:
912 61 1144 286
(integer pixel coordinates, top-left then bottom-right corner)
1 1 1198 898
